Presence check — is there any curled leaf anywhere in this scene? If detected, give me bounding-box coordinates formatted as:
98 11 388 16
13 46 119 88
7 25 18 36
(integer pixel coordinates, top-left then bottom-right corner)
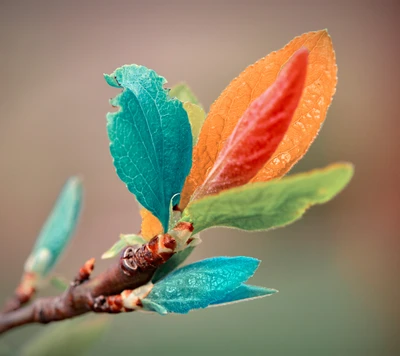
193 48 308 199
180 29 337 208
105 65 193 230
24 177 83 276
181 163 354 234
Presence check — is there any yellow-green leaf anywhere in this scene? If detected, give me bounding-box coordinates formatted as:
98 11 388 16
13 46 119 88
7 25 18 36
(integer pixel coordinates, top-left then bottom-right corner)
183 102 206 145
181 163 354 234
169 83 201 106
101 234 146 259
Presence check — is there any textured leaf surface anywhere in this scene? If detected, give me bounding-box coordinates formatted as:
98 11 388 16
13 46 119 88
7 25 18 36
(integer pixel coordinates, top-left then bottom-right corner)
152 246 195 283
105 65 193 230
193 49 308 200
210 284 277 306
180 30 337 208
184 102 206 145
24 177 83 276
169 83 200 105
182 163 353 234
20 315 109 356
101 234 146 259
140 208 163 240
143 256 260 314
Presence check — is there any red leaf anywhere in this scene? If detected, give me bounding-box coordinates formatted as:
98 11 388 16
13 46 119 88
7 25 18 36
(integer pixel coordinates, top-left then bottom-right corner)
192 48 309 199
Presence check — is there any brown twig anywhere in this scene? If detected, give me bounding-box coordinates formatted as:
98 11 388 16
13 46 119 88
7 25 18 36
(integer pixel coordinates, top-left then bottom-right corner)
0 231 181 335
2 272 37 313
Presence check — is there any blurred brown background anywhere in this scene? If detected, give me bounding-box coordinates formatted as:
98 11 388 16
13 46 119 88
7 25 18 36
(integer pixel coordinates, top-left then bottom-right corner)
0 0 399 355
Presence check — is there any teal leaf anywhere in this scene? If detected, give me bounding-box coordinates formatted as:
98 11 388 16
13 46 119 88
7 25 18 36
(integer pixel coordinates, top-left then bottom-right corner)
181 163 354 234
24 177 83 276
142 256 260 314
105 65 193 231
19 315 109 356
152 246 195 283
210 284 277 307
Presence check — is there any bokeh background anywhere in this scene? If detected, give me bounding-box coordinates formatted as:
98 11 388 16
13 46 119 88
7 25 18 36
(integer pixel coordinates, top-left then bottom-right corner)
1 0 399 355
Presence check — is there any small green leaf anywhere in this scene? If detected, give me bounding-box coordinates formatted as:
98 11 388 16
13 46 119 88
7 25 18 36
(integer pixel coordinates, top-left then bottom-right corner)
183 102 206 145
181 163 354 234
143 256 260 314
105 65 193 231
49 276 69 291
101 234 146 259
24 177 83 276
19 315 109 356
169 83 201 106
152 246 195 283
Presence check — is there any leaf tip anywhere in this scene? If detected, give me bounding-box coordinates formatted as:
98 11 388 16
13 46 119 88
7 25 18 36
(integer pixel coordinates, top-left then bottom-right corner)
103 72 121 88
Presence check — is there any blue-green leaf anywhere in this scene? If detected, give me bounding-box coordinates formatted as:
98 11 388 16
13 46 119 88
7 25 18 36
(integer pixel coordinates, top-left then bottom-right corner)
152 246 195 283
142 256 260 314
24 177 83 276
210 284 277 307
104 65 193 231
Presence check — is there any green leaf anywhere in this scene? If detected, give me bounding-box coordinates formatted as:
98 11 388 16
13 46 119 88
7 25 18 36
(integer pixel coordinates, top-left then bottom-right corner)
49 276 69 291
169 83 201 106
19 315 109 356
24 177 83 276
183 102 206 145
152 246 195 283
105 66 193 231
181 163 354 234
143 256 260 314
101 234 146 259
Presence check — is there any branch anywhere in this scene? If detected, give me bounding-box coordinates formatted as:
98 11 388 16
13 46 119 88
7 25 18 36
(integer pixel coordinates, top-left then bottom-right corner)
0 231 180 335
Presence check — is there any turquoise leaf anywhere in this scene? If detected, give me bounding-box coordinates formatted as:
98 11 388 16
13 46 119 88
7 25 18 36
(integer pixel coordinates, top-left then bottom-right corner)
24 177 83 276
210 284 277 306
152 246 195 283
104 65 193 231
142 256 260 314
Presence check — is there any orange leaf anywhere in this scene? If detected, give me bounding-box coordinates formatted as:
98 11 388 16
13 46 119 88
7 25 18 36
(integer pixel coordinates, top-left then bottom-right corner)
180 30 337 209
193 48 308 200
140 209 163 241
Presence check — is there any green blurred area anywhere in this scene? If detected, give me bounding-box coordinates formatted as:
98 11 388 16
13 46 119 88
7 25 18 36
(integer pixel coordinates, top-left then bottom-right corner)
0 0 399 355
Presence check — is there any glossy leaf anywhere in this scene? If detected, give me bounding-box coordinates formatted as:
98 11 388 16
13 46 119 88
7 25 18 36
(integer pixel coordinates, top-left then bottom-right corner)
210 284 277 307
169 83 201 106
180 30 337 208
101 234 146 259
193 49 308 200
24 177 83 276
181 163 354 234
143 256 260 314
152 246 195 283
20 315 109 356
105 65 193 230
